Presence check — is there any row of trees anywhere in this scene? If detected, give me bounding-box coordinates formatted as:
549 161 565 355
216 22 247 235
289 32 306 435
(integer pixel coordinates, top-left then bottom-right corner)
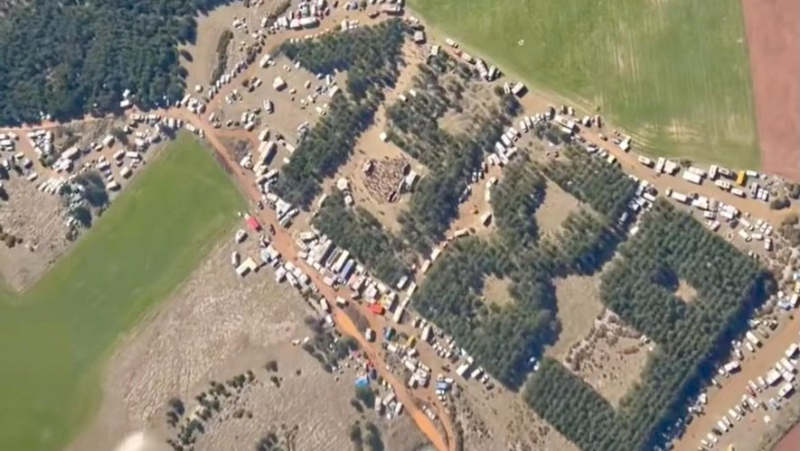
412 237 557 388
280 19 408 101
273 94 375 207
490 158 546 250
540 145 637 221
313 191 410 285
0 0 227 125
384 53 520 251
524 201 773 450
273 20 408 208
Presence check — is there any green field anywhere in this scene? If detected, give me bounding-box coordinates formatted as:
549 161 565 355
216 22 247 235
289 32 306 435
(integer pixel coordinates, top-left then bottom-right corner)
409 0 760 169
0 134 244 450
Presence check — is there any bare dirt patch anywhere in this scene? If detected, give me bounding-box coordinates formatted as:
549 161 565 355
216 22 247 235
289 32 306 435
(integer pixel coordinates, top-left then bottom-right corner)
481 275 513 307
674 279 698 303
535 179 583 236
0 175 69 292
214 54 341 144
546 272 605 359
447 164 503 238
741 0 800 180
340 112 421 234
567 317 649 408
180 2 265 92
69 235 371 451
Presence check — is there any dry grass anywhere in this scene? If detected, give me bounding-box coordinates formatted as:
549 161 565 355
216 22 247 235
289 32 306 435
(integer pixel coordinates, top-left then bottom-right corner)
454 375 578 451
570 332 649 408
481 275 514 307
546 273 605 359
674 279 698 303
0 174 69 292
535 180 582 236
69 236 367 451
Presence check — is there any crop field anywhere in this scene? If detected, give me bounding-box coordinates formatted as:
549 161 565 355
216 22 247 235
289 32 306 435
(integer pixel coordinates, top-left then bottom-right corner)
0 133 244 451
408 0 760 169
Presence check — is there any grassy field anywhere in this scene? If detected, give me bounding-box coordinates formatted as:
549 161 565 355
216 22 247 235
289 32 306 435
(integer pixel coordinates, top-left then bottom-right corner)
0 133 244 450
409 0 760 169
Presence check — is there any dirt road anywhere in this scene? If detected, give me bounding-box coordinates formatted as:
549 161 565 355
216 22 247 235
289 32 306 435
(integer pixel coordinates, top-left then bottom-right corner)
674 314 800 451
181 109 452 451
156 12 456 448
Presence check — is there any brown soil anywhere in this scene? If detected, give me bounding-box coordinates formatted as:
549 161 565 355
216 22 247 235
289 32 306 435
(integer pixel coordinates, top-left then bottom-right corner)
547 273 605 359
535 179 583 236
674 279 698 303
180 2 264 90
453 377 578 451
68 236 372 451
741 0 800 181
0 175 69 292
568 331 649 408
773 423 800 451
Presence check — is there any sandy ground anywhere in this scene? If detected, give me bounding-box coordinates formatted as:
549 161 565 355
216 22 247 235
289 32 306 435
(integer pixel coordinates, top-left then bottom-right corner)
481 275 513 307
180 2 266 92
329 43 426 234
534 179 583 237
0 174 69 291
547 273 605 359
453 376 578 451
68 235 356 451
772 422 800 451
568 330 649 408
741 0 800 181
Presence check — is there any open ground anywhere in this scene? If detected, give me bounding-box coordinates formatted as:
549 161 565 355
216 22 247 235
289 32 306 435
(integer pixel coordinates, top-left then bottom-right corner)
70 236 428 451
741 0 800 181
408 0 760 169
0 135 244 451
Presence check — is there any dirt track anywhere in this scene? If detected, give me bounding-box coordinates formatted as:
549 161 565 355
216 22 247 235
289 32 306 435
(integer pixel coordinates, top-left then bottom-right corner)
741 0 800 181
163 12 455 450
674 313 800 451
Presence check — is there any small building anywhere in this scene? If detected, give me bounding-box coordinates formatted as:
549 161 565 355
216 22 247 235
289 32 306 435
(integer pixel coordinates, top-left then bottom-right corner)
511 82 526 97
273 77 287 91
413 31 426 44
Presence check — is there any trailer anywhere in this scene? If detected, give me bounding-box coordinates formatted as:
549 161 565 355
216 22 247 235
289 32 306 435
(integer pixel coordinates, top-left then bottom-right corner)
682 171 703 185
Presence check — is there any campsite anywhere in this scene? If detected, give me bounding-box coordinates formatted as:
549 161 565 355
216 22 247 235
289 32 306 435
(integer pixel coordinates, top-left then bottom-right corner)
0 1 797 451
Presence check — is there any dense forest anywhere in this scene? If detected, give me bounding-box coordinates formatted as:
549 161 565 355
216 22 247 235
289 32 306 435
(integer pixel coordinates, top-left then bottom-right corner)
539 145 637 221
524 201 773 450
273 20 408 208
0 0 227 125
413 149 635 387
313 191 410 285
281 19 407 101
490 158 546 250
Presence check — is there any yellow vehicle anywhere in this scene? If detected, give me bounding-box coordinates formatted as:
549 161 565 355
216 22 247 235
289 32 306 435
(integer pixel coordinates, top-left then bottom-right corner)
407 336 417 348
736 170 747 186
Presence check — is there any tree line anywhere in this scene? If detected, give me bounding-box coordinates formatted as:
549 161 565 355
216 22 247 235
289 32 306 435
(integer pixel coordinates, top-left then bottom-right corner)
385 52 521 252
524 201 773 450
0 0 231 125
313 191 411 286
273 20 408 208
